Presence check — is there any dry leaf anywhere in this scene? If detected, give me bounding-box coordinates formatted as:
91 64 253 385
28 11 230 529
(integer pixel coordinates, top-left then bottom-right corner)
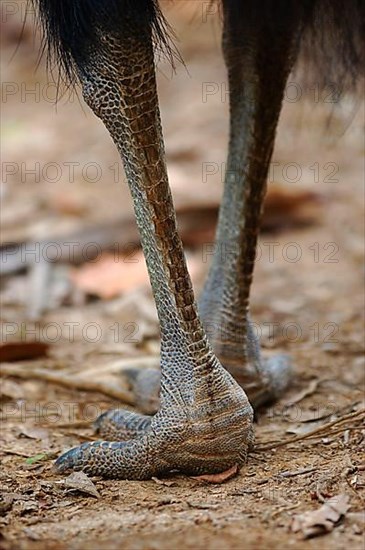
291 494 350 538
19 425 49 442
192 464 239 484
0 342 49 362
262 184 323 232
64 472 100 498
286 421 323 436
71 251 203 299
0 379 25 401
70 251 148 299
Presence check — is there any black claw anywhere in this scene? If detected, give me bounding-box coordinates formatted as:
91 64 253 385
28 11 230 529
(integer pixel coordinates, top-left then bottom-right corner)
54 441 90 472
93 411 109 433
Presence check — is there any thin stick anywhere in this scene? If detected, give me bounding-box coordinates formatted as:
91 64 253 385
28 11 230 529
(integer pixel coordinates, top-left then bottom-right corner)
56 421 92 429
255 408 365 452
1 448 32 458
1 364 135 405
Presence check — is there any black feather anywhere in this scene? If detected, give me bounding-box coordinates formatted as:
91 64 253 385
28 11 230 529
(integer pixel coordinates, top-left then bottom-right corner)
300 0 365 90
31 0 364 91
32 0 178 83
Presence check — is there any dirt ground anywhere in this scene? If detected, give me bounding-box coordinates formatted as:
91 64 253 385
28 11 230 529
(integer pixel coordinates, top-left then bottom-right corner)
1 2 364 549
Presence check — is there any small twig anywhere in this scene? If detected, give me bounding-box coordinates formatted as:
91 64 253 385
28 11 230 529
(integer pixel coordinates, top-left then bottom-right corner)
278 467 317 478
187 501 219 510
56 421 92 429
316 487 327 503
314 425 364 439
271 502 301 519
1 364 135 405
282 379 320 406
65 432 95 442
1 448 32 458
345 478 365 506
255 408 365 452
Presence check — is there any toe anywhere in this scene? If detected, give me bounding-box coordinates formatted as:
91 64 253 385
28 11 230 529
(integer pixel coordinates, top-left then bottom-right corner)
123 368 160 414
264 354 293 398
94 409 152 440
54 442 89 473
54 438 155 479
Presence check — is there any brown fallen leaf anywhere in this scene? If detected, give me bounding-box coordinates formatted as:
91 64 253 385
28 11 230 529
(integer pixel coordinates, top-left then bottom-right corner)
192 464 239 484
64 472 100 498
71 251 203 299
0 342 49 362
291 494 350 538
19 425 49 442
262 184 323 233
70 251 148 299
1 186 323 276
0 379 25 401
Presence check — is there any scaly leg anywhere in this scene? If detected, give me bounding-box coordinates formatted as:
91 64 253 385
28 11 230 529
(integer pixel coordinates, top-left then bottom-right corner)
48 4 253 479
199 0 306 407
118 1 307 415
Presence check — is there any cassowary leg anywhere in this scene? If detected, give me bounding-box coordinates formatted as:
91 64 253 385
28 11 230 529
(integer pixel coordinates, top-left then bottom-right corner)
54 7 253 479
199 1 305 408
124 3 308 414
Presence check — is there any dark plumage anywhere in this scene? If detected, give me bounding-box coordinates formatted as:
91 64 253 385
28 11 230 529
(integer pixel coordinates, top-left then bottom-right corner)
32 0 176 81
33 0 364 89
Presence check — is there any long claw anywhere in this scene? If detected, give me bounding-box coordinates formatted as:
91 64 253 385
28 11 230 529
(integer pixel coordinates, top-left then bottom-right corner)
94 409 152 440
54 442 92 473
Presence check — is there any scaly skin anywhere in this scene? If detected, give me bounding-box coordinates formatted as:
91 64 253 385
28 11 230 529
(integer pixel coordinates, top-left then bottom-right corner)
52 4 305 478
94 2 301 423
54 16 254 479
120 330 292 415
199 2 302 403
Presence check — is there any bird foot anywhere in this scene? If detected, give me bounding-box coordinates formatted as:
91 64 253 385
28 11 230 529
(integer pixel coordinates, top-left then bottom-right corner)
54 371 254 480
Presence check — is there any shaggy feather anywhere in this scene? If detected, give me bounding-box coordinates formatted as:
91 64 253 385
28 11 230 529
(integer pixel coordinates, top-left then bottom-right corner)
31 0 364 90
32 0 178 83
